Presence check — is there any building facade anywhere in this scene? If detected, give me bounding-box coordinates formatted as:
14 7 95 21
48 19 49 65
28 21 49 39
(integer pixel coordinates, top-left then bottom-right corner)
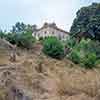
32 22 69 40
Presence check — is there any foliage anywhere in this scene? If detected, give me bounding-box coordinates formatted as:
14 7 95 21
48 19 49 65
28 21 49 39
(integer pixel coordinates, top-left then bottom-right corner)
2 22 36 49
81 52 96 68
96 59 100 65
86 40 100 59
68 38 98 68
5 32 36 49
11 22 26 33
69 50 80 64
0 31 6 39
43 37 64 59
17 32 36 49
25 24 37 33
11 22 35 34
5 33 18 44
65 37 77 48
70 3 100 41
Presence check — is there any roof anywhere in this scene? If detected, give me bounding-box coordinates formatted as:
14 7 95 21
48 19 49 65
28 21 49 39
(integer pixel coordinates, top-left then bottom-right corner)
33 23 69 35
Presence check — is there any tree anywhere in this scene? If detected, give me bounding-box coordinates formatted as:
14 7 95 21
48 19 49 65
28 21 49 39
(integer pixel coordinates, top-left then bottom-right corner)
11 22 26 33
25 24 37 33
70 3 100 41
11 22 35 34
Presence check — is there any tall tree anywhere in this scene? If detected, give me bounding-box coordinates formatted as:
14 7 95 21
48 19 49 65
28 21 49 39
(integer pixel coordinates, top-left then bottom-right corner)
11 22 36 34
70 3 100 41
11 22 26 33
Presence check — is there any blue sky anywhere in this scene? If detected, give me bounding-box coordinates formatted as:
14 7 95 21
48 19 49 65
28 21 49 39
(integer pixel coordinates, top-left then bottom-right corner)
0 0 100 32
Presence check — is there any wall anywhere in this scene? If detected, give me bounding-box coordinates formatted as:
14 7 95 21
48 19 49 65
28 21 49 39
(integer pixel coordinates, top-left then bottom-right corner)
32 27 68 40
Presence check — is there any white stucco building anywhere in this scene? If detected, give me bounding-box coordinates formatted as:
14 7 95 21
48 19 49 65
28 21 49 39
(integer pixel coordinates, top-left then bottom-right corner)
32 22 69 40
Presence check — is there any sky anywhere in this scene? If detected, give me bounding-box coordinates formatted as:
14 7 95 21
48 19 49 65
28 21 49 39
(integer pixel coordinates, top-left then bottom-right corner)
0 0 100 32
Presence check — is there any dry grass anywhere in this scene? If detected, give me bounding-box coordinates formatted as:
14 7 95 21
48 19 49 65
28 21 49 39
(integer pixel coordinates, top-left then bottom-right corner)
0 42 100 100
14 52 100 100
38 57 100 97
0 49 10 65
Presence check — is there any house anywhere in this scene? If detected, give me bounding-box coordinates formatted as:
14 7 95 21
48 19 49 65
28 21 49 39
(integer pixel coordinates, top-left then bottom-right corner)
32 22 69 40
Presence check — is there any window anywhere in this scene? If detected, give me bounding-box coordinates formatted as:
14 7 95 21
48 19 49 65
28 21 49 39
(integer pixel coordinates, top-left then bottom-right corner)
44 31 47 34
58 34 62 40
38 34 40 37
52 32 54 34
34 32 36 36
63 35 65 39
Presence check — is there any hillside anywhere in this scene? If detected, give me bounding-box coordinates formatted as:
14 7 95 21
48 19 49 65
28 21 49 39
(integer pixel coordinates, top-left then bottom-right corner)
0 40 100 100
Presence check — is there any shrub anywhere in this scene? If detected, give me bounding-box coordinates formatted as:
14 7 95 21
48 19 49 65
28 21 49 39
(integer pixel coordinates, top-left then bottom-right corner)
43 37 64 59
0 31 5 39
65 37 77 48
96 59 100 65
5 32 36 49
68 38 98 68
81 52 97 69
68 50 80 64
86 40 100 59
5 33 18 44
17 32 36 49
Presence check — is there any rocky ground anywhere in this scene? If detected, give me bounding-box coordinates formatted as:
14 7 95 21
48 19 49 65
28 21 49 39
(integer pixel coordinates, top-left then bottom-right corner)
0 40 100 100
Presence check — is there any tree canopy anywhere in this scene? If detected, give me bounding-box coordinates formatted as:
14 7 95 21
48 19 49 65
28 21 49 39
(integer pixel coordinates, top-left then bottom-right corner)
11 22 37 34
1 22 37 49
70 3 100 41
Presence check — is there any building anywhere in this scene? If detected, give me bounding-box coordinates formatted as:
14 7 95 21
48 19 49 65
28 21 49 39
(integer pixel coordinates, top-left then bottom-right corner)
32 22 69 40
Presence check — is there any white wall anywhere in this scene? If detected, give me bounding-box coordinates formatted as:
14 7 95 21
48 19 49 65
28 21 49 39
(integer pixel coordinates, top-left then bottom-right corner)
32 27 68 40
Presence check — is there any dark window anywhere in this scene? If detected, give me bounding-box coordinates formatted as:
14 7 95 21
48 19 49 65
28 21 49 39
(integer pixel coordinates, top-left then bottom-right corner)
59 34 62 40
45 31 47 34
34 33 36 36
38 34 40 37
52 32 54 34
63 35 65 38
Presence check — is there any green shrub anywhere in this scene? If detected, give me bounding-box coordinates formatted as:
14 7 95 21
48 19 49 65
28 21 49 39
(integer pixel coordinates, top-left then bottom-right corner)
43 37 64 59
5 32 36 49
81 53 97 69
17 32 36 49
66 37 77 48
68 50 80 64
96 59 100 65
0 31 5 39
5 33 18 44
68 38 98 68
